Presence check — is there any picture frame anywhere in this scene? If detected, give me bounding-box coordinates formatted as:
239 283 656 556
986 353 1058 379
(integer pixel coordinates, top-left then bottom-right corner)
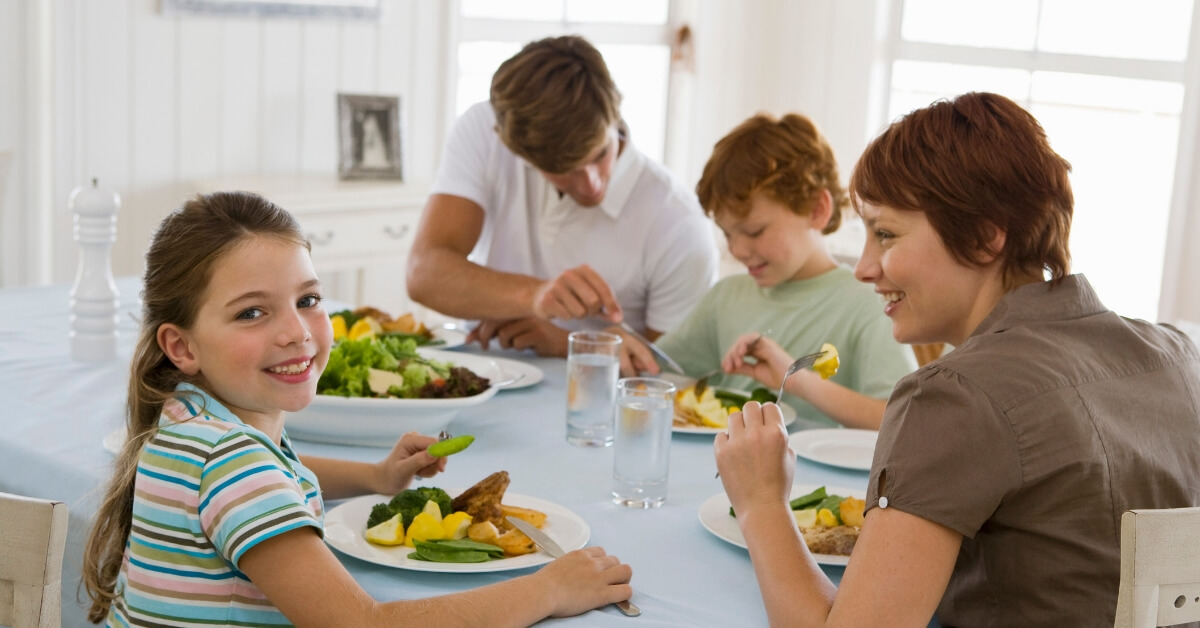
337 93 403 181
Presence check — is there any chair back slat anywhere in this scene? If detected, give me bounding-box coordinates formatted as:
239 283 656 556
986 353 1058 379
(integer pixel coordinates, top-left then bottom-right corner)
1114 507 1200 628
0 493 68 628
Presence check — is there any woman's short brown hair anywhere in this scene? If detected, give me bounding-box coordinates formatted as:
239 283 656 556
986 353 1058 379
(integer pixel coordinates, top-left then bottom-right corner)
490 35 622 174
696 112 847 235
850 92 1073 286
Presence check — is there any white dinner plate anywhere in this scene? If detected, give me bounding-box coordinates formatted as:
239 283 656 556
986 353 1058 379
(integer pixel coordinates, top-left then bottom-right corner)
788 429 877 471
673 398 797 435
698 484 865 567
324 490 589 573
102 428 125 455
489 356 544 390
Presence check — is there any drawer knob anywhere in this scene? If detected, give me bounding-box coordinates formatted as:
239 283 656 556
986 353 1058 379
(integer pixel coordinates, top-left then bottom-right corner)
383 224 410 239
308 230 335 246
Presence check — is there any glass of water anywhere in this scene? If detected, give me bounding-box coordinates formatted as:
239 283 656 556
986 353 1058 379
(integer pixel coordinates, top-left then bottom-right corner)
566 331 622 447
612 377 675 508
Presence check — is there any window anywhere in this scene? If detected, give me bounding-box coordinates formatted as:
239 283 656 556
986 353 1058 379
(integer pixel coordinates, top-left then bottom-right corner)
453 0 674 162
883 0 1195 321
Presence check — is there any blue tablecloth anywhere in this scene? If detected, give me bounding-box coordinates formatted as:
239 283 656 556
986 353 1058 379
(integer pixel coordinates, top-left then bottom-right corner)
0 278 884 627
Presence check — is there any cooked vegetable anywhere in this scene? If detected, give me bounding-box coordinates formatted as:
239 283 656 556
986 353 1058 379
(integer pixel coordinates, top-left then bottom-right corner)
409 538 505 563
789 486 828 511
387 487 453 528
367 502 397 528
317 335 487 399
712 387 778 409
427 435 475 458
813 343 839 380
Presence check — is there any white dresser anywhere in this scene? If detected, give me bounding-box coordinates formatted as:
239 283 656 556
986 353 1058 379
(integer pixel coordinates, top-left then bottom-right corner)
192 175 440 319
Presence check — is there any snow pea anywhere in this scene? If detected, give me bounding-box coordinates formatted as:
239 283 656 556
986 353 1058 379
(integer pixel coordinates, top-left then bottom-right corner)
427 434 475 457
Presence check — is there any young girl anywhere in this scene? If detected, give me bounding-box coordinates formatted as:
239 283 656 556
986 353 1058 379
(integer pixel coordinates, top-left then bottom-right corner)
83 192 632 626
638 113 914 429
714 93 1200 626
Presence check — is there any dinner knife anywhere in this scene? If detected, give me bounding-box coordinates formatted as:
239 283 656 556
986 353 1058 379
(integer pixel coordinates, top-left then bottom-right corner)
505 516 641 617
618 321 686 376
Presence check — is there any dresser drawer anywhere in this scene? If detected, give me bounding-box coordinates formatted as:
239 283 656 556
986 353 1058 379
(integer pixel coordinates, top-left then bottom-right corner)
299 207 420 268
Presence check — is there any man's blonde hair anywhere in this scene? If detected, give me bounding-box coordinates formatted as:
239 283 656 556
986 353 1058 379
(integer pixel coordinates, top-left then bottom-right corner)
490 35 622 174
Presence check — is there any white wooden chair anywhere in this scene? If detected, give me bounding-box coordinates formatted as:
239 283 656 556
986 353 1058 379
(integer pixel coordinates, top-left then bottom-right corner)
1114 507 1200 628
0 493 68 628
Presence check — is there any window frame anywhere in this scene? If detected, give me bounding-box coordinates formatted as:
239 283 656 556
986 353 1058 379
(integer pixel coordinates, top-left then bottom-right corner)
876 0 1200 322
444 0 693 175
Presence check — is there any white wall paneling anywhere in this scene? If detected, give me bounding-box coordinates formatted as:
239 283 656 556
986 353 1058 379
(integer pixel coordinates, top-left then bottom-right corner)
0 0 24 286
5 0 445 301
2 0 1198 323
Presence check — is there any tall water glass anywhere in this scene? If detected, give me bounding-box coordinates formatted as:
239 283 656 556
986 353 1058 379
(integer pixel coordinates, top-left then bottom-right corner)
566 331 622 447
612 377 675 508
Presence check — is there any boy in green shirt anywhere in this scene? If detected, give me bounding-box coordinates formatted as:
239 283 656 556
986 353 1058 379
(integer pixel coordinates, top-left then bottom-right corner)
651 113 915 429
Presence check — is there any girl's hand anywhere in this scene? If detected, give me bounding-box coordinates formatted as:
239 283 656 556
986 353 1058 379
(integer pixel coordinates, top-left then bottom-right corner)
714 402 795 521
373 432 448 496
536 547 633 617
721 333 794 390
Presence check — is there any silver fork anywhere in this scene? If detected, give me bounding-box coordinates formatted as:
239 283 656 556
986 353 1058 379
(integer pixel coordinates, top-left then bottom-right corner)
774 349 829 402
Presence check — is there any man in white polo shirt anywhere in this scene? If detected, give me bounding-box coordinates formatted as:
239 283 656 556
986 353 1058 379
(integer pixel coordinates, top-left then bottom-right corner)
407 35 718 369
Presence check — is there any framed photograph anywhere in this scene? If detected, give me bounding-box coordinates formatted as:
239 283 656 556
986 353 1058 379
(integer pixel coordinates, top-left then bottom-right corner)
337 93 403 181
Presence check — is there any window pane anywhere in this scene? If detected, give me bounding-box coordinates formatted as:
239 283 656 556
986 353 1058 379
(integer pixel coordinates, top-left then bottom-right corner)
597 44 670 162
566 0 668 24
1037 0 1193 61
888 60 1031 120
455 42 521 117
460 0 562 21
900 0 1039 49
1029 73 1183 321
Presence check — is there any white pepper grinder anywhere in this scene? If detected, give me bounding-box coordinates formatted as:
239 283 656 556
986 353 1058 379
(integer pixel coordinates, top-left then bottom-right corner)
68 178 121 361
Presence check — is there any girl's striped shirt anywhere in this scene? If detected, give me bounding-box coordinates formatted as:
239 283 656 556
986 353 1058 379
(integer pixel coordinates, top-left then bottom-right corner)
107 383 323 627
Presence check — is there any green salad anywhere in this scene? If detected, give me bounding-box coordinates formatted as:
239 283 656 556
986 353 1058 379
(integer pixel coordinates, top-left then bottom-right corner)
317 336 490 399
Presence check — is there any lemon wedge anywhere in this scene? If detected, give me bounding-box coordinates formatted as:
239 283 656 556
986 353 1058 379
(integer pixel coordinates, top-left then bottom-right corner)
442 512 472 540
421 499 444 523
364 513 405 546
792 508 818 530
696 398 728 428
348 316 383 340
813 343 839 380
330 315 348 341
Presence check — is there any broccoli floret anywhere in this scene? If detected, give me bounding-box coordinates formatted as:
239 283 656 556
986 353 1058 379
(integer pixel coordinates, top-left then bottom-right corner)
389 487 453 527
366 502 397 528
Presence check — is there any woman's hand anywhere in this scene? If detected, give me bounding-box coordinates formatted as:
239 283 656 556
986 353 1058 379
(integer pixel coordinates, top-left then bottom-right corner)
373 431 448 496
535 547 633 617
714 402 795 521
721 333 794 392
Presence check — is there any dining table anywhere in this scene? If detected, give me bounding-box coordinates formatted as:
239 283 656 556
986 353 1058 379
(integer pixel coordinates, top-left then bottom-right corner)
0 277 935 627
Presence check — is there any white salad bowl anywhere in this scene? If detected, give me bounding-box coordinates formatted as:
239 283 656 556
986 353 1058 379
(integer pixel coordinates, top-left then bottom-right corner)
286 349 503 447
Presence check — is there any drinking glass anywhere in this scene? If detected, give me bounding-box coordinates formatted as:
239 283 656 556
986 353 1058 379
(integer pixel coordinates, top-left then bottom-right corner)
612 377 675 508
566 331 622 447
